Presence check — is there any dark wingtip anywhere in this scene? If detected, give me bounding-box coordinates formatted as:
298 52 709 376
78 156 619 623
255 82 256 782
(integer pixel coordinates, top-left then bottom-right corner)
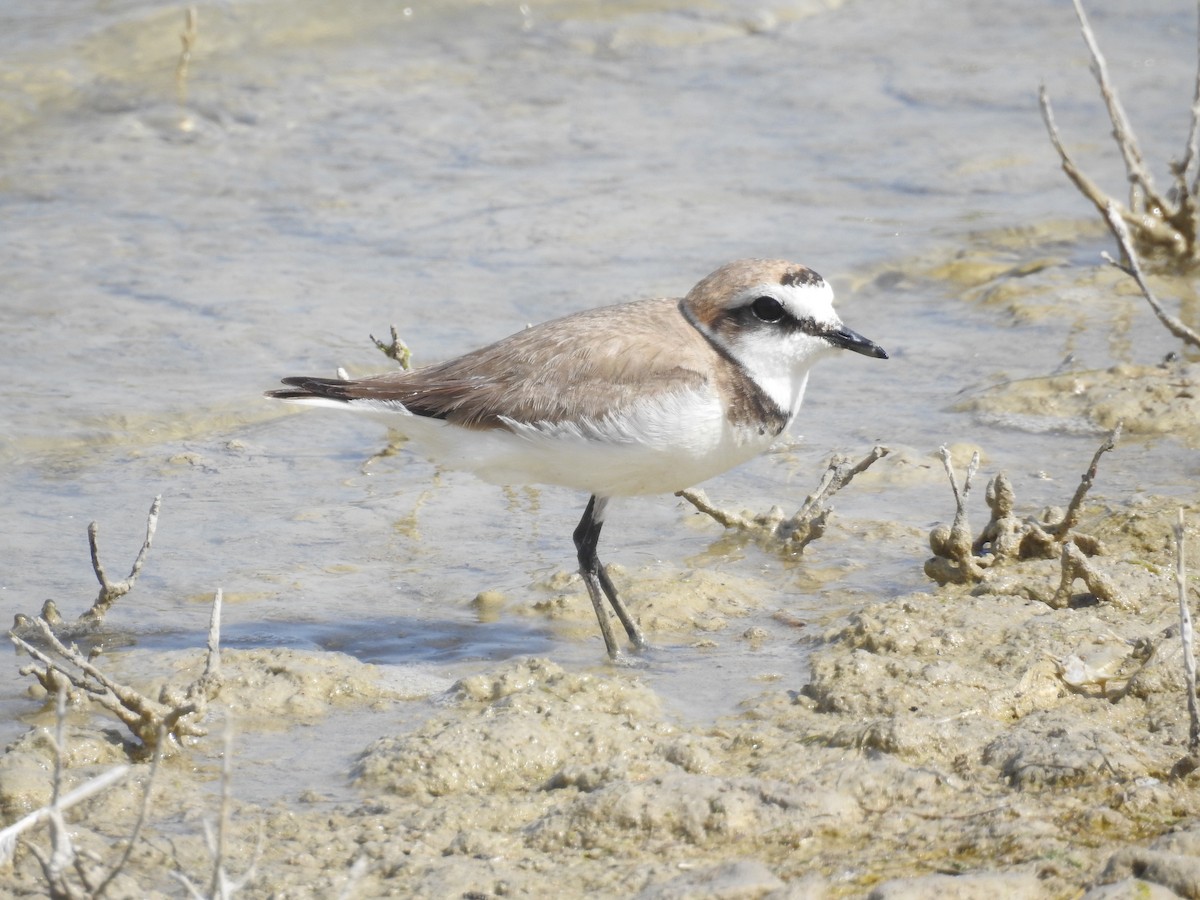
265 388 314 400
265 376 353 402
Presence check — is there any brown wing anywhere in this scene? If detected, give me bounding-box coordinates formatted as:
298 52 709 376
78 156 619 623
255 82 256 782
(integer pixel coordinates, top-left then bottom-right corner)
270 297 716 430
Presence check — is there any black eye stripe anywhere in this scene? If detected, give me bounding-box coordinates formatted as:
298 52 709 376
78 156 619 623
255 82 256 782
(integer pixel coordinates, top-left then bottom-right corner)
743 298 822 336
716 297 827 340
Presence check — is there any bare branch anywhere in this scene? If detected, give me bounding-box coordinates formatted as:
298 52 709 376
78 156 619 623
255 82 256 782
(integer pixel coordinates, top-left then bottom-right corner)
793 446 889 525
677 445 889 553
2 684 133 896
943 447 981 561
928 432 1113 589
212 720 232 895
925 448 986 584
1181 1 1200 196
92 727 166 897
0 764 130 865
1043 1 1200 262
205 589 223 680
676 487 759 532
1045 423 1121 539
1102 204 1200 348
1068 0 1161 203
1039 85 1126 223
172 720 263 899
11 588 224 751
82 495 162 626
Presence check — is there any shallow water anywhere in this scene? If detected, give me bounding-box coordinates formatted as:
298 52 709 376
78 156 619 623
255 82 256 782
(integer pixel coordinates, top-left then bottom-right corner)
2 0 1197 781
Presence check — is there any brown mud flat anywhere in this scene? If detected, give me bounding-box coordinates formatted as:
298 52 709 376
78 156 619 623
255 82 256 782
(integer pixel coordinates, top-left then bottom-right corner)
3 490 1200 898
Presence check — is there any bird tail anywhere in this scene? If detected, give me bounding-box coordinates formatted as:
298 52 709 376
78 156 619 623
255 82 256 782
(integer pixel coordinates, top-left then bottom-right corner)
265 376 355 405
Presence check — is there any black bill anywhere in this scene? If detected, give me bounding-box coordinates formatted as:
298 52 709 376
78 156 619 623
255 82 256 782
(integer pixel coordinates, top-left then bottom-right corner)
827 325 888 359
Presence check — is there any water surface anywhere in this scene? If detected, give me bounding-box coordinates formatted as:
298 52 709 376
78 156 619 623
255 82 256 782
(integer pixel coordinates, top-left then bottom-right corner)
2 0 1196 766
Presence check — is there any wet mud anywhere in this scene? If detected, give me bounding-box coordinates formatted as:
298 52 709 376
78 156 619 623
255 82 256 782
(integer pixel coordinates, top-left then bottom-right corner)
5 403 1200 898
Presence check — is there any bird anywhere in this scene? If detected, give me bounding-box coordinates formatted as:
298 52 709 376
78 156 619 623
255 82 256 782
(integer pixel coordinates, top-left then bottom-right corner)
267 258 887 658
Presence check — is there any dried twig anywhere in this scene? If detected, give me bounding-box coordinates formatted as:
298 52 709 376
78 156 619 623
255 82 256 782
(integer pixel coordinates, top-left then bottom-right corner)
1101 205 1200 349
677 445 889 553
927 428 1116 590
925 448 985 585
0 686 132 867
91 726 167 897
676 488 758 532
9 685 134 897
11 590 224 753
1039 85 1114 224
942 448 978 519
1045 422 1122 539
0 759 131 869
173 720 263 899
1068 0 1157 197
793 446 890 527
1176 510 1200 756
1173 7 1200 234
81 494 162 628
1041 0 1200 262
9 497 164 639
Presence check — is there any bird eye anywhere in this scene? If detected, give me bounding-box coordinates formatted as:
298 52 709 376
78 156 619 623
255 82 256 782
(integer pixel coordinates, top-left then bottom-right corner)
750 296 785 323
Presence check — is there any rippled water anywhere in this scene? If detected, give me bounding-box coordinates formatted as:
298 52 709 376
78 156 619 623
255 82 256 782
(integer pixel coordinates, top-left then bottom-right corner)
2 0 1197 760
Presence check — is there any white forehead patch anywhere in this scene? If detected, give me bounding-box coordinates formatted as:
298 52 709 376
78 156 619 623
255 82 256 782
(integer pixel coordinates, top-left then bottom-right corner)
734 278 840 327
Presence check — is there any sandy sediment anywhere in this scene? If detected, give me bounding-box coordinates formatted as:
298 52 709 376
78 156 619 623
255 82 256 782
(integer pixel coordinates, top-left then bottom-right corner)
4 491 1200 899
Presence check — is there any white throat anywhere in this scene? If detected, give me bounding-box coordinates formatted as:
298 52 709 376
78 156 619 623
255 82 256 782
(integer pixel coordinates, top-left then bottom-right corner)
728 329 829 422
719 280 842 422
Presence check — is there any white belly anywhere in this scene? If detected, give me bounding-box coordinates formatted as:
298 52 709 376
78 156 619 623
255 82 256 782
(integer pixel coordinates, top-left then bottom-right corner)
353 385 781 497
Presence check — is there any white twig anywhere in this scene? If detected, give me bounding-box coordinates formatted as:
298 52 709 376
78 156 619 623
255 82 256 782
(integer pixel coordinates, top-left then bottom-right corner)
1102 204 1200 348
1176 509 1200 755
1042 0 1200 259
1050 422 1121 538
0 683 132 895
92 726 166 896
172 718 262 899
11 587 224 750
1069 0 1157 197
0 761 130 866
84 495 162 624
677 446 888 551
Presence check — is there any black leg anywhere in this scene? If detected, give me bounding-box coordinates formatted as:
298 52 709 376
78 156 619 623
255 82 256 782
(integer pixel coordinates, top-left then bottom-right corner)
573 495 647 657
